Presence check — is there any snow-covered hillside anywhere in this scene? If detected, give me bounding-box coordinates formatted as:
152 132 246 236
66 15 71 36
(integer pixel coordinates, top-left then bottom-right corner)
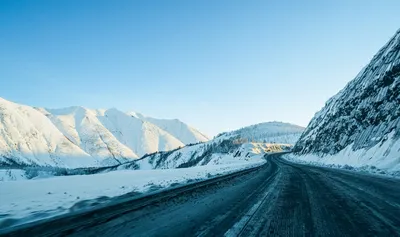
0 98 99 168
136 115 209 144
41 107 185 159
0 98 208 168
293 29 400 172
112 122 302 170
217 122 304 144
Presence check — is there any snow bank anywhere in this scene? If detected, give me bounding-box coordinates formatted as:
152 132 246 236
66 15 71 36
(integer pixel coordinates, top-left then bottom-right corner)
0 159 265 230
285 133 400 177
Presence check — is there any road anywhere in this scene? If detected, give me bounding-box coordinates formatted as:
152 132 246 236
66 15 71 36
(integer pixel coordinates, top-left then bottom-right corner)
3 153 400 237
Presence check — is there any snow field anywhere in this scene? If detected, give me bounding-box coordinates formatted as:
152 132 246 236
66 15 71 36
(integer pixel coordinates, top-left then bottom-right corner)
0 158 265 229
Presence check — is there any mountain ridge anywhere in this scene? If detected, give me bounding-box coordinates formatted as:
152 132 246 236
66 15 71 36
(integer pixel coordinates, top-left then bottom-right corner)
112 121 305 171
0 97 209 168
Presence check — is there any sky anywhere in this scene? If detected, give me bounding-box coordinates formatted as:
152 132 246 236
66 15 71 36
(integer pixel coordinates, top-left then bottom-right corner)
0 0 399 136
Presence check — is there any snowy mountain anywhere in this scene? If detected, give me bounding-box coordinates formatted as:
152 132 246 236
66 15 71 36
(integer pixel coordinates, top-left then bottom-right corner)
293 29 400 172
217 122 304 144
41 107 185 158
113 122 303 170
0 98 208 168
0 98 99 168
129 112 209 144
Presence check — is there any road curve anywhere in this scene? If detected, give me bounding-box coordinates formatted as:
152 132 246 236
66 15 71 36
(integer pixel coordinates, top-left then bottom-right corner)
2 153 400 237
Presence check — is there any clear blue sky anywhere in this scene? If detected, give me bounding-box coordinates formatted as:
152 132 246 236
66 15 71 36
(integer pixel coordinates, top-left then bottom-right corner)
1 0 399 136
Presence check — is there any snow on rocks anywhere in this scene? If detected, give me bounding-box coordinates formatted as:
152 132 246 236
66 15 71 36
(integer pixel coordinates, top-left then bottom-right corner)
293 29 400 170
286 131 400 177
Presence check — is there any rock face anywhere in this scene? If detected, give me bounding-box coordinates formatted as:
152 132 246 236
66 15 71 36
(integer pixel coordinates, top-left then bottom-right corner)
293 29 400 170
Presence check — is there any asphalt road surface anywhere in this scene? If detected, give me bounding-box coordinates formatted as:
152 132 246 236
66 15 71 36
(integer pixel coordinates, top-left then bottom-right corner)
3 153 400 237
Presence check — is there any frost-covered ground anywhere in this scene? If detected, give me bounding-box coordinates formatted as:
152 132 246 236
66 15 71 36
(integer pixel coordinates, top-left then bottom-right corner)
0 157 265 230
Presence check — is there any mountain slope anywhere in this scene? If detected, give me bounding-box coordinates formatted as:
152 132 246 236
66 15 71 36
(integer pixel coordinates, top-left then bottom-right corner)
0 98 208 168
293 29 400 171
217 122 305 144
114 122 303 170
0 99 99 168
136 115 209 145
95 109 185 157
39 107 139 165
